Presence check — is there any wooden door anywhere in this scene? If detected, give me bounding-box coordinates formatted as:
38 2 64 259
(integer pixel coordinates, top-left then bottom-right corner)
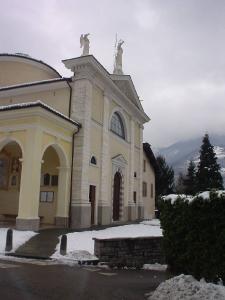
113 172 121 221
89 185 96 225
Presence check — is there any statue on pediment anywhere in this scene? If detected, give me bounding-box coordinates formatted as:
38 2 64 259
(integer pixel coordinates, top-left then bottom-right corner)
80 33 90 56
113 39 124 75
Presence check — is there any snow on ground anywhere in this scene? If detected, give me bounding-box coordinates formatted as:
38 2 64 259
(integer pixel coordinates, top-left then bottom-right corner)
148 274 225 300
143 263 167 271
52 221 162 261
0 228 37 254
140 219 160 226
163 190 225 204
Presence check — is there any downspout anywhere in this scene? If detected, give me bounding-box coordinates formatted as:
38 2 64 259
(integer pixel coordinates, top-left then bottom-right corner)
69 126 81 228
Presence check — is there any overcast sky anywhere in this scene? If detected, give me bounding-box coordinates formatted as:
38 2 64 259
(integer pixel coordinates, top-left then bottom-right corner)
1 0 225 148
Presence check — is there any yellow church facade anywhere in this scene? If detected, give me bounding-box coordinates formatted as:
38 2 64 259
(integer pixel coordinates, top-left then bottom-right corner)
0 53 155 230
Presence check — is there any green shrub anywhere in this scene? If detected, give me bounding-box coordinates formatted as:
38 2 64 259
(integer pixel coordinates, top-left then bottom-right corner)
159 191 225 282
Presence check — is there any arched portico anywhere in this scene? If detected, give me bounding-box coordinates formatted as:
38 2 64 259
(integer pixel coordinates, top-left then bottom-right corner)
0 140 23 225
0 102 78 230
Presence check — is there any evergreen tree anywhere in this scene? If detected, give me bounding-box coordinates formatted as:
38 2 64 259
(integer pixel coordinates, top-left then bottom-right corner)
184 160 196 195
196 134 223 191
176 172 186 194
156 155 175 196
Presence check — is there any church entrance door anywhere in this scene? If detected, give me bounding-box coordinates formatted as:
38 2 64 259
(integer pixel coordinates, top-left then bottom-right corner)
89 185 96 225
113 172 121 221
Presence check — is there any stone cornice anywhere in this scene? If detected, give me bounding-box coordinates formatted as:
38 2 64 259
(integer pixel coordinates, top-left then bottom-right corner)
0 103 79 132
63 55 150 124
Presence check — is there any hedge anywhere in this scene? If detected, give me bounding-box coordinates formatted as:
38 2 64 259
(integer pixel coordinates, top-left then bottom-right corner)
159 191 225 282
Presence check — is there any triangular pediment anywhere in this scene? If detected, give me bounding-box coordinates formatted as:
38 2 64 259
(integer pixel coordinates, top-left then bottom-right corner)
112 154 127 165
110 74 143 111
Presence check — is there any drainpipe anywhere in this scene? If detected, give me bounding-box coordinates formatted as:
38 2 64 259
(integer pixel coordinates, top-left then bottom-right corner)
68 78 72 118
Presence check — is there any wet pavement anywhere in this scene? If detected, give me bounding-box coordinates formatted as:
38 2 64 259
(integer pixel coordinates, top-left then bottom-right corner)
0 258 170 300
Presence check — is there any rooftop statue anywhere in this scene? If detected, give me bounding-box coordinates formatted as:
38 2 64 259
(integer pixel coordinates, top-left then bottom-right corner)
80 33 90 56
113 39 124 75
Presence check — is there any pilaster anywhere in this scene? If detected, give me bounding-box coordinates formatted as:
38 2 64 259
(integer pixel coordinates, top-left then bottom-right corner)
138 125 144 219
127 119 136 220
70 78 92 228
98 92 111 225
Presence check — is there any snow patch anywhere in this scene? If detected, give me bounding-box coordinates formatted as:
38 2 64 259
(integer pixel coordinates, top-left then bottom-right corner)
0 228 37 254
140 219 160 226
148 274 225 300
214 146 225 159
143 263 167 271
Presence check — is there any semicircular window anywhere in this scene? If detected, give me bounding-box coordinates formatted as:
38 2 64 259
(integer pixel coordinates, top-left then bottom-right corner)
110 112 125 139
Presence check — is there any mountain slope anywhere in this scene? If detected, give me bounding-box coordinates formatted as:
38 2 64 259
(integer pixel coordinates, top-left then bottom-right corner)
157 135 225 183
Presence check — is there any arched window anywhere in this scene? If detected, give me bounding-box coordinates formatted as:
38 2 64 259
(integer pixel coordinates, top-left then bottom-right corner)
90 156 97 165
110 112 125 139
43 173 50 186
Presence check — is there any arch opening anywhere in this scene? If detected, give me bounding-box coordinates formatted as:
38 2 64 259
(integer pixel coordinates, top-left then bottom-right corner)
0 141 22 224
39 146 60 226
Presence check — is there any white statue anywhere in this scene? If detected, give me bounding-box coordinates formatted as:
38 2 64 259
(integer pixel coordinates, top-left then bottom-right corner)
113 39 124 75
80 33 90 56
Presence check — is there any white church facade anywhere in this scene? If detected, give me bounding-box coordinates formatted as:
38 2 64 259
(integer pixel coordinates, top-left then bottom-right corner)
0 43 156 231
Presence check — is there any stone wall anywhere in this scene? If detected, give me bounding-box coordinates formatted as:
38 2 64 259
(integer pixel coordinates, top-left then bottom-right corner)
94 236 165 268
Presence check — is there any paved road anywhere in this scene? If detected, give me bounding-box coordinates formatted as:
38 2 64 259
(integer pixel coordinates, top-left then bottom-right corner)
0 259 169 300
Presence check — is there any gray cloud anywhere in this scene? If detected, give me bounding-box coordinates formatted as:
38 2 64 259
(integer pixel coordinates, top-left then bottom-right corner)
1 0 225 147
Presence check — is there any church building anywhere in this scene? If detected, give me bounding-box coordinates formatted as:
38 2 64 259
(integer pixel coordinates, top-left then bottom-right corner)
0 39 156 231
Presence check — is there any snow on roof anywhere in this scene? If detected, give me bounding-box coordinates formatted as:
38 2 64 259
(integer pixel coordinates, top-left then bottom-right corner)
0 101 81 128
0 78 71 92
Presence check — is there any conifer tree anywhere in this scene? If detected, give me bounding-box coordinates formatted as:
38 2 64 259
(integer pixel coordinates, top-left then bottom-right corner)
156 155 175 196
176 172 186 194
196 134 223 191
184 160 196 195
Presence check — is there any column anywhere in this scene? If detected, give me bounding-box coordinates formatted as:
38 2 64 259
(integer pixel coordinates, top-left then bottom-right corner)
16 128 43 231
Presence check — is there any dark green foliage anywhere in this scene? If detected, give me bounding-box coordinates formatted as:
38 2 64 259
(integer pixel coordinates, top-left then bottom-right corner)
175 172 186 194
159 192 225 282
196 134 223 191
184 160 196 195
156 155 175 197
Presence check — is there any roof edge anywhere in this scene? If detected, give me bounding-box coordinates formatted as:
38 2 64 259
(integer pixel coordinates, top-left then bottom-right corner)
0 78 72 92
0 101 81 128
